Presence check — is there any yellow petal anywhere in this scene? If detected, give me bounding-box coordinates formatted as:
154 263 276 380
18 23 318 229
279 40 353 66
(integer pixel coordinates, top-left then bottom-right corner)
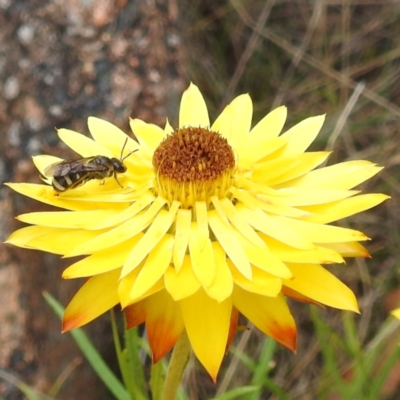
301 193 390 224
45 183 139 202
230 187 308 219
211 196 233 225
227 308 239 350
204 242 233 302
130 235 174 300
280 115 325 156
5 183 119 211
124 301 146 328
180 289 232 381
241 207 315 250
62 269 120 331
33 155 63 180
17 209 119 229
238 234 292 278
252 152 311 184
5 226 102 255
129 119 165 151
164 118 174 135
56 187 152 206
253 152 329 185
283 263 359 312
63 236 142 278
65 196 166 257
173 209 192 272
282 287 322 306
119 270 164 308
391 308 400 320
118 266 143 307
57 128 110 157
179 83 210 128
121 201 179 277
88 117 138 157
233 287 296 351
321 242 370 258
238 136 289 167
275 216 368 243
228 260 282 297
86 193 155 229
145 291 184 363
219 198 266 247
280 160 382 190
266 152 331 186
189 222 216 287
164 255 201 301
274 189 358 207
195 201 209 249
260 234 344 265
249 105 287 140
208 210 252 280
212 94 252 144
232 176 286 197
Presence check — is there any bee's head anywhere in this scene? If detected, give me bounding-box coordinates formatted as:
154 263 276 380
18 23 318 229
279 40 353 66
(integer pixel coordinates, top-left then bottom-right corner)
112 158 127 173
116 146 138 173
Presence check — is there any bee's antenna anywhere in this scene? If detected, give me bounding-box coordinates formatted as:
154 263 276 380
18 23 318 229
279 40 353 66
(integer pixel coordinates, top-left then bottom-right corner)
120 137 138 162
121 149 138 162
119 137 128 160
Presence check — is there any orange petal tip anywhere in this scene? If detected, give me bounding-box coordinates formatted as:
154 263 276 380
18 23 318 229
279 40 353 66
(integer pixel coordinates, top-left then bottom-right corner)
270 324 297 352
62 315 82 333
150 331 179 364
147 317 183 363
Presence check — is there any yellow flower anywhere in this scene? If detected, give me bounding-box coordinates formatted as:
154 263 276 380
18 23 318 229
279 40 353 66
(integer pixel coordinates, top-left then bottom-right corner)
6 83 388 380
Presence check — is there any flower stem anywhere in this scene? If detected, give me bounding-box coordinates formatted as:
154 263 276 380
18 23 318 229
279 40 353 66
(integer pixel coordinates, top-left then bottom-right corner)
161 331 191 400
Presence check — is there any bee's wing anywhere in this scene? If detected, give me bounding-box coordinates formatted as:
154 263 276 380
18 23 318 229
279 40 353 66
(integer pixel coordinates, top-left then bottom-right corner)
44 157 99 177
44 161 73 177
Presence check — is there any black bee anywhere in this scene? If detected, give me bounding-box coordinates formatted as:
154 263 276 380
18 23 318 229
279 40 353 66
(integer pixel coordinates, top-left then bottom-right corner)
44 139 137 193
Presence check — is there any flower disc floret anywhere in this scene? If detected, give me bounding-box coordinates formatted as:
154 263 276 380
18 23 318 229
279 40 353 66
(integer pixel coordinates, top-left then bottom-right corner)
153 127 235 208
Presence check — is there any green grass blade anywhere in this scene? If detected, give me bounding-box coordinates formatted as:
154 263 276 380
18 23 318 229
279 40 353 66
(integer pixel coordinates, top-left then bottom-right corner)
124 327 148 395
247 338 276 400
0 368 56 400
210 385 260 400
227 341 289 400
110 310 148 400
310 306 348 398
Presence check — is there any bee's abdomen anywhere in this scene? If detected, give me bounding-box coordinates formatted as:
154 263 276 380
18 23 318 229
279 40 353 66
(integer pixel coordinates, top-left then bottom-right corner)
52 173 84 192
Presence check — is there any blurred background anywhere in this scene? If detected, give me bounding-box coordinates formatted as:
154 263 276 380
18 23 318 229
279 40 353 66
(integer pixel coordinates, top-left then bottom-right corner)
0 0 399 399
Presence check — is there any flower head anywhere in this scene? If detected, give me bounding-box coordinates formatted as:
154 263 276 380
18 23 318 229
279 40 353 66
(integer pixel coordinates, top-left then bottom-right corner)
6 83 388 380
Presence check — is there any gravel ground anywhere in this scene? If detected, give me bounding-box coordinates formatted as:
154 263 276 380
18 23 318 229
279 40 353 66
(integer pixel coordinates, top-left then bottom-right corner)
0 1 186 398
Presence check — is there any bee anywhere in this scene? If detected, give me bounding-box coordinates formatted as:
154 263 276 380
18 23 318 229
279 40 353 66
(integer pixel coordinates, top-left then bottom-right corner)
43 138 137 193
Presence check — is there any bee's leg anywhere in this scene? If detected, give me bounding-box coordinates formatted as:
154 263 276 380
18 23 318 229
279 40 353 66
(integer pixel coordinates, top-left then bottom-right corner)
114 173 124 188
100 180 105 186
